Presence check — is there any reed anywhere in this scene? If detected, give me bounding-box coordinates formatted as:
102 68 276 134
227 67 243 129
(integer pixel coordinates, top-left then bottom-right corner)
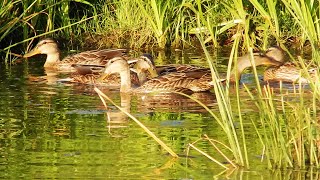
281 0 320 60
188 31 250 168
81 0 155 49
94 87 178 158
184 0 320 171
245 81 320 169
135 0 172 48
1 0 320 51
249 0 281 47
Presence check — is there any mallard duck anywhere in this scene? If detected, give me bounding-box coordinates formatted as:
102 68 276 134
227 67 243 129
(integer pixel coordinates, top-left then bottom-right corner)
64 54 158 86
250 47 318 83
152 46 285 83
264 62 318 83
100 57 214 93
23 38 128 71
99 47 286 93
228 46 285 81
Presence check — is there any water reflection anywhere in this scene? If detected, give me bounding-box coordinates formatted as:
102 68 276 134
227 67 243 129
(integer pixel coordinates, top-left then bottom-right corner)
136 92 216 113
0 50 317 179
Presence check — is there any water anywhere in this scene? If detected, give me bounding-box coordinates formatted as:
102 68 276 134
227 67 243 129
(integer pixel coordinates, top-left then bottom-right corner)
0 51 317 179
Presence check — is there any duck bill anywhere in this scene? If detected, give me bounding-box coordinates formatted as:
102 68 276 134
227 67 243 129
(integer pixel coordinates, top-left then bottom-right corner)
127 59 139 64
97 73 110 82
148 68 158 78
23 47 41 58
255 56 283 67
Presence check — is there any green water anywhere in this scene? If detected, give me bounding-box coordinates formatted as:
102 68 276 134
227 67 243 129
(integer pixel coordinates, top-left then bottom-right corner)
0 51 317 179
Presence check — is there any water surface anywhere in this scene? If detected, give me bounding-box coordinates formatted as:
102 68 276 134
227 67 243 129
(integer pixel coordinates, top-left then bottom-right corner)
0 50 316 179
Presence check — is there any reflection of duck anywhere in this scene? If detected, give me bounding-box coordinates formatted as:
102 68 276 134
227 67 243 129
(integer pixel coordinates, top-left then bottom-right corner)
137 92 216 113
105 93 132 137
23 38 128 71
99 47 286 93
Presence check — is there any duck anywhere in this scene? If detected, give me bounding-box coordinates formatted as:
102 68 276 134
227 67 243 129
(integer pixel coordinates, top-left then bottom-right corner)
98 57 213 93
99 49 285 93
66 52 206 87
263 62 318 83
63 54 158 86
145 47 285 83
152 46 285 84
249 47 318 83
23 38 128 72
228 46 285 82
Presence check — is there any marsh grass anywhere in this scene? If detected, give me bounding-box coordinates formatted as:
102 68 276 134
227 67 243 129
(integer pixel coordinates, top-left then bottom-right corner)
0 0 96 54
281 0 319 46
79 0 157 49
186 33 250 168
244 82 320 169
184 0 320 170
1 0 319 50
135 0 170 49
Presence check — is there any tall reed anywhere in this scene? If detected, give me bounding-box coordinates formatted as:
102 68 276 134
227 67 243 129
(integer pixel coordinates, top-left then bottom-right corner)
281 0 320 61
135 0 172 48
0 0 95 50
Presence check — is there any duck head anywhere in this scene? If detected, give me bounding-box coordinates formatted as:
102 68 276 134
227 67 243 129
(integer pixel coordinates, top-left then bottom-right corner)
24 38 60 58
133 53 158 79
24 38 61 67
230 47 285 82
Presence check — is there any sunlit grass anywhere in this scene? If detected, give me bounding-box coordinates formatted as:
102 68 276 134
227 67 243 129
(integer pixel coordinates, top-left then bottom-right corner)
1 0 319 50
244 82 320 169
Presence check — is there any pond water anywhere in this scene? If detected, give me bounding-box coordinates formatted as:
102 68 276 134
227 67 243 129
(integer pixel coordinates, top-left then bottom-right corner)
0 50 317 179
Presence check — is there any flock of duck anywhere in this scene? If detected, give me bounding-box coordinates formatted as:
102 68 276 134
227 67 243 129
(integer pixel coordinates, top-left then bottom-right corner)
23 38 317 93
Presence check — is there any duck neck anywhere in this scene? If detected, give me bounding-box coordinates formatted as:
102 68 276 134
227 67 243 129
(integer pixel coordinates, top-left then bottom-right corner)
229 54 282 82
136 70 148 84
44 51 61 67
230 55 251 82
119 68 132 93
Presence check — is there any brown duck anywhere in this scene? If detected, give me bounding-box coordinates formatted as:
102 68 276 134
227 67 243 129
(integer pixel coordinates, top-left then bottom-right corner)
23 38 128 72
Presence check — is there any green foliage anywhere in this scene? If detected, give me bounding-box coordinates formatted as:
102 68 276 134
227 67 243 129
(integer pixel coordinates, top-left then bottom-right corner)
0 0 95 50
2 0 320 50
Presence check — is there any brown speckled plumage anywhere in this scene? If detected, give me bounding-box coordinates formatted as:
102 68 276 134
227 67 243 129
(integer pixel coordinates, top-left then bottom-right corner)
101 58 214 93
138 70 213 92
66 55 157 86
24 38 128 72
264 62 317 83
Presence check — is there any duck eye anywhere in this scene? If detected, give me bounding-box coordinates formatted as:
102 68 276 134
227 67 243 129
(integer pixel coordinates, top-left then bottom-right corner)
108 60 115 66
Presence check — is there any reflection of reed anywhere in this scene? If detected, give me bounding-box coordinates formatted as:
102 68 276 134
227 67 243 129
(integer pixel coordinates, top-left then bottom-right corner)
136 92 216 113
105 93 131 137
